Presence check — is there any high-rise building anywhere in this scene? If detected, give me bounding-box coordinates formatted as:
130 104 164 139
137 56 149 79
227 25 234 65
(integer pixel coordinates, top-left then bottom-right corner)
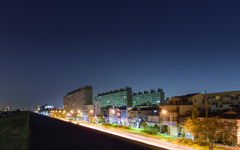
63 85 92 113
132 88 164 107
94 87 132 108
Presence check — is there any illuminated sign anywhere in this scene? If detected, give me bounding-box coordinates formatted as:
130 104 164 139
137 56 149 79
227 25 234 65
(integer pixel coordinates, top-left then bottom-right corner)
166 123 176 126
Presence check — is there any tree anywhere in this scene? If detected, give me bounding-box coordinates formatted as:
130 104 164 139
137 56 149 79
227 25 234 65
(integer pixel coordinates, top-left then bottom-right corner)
182 108 237 146
181 108 202 141
98 110 105 125
77 113 83 120
87 112 94 123
201 117 237 147
181 116 202 141
141 120 147 132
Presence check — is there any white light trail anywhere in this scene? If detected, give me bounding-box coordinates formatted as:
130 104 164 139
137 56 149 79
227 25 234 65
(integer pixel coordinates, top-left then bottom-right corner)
53 117 194 150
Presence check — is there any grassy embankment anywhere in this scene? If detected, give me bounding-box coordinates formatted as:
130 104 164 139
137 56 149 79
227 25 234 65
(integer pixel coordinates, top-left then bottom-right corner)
0 112 30 150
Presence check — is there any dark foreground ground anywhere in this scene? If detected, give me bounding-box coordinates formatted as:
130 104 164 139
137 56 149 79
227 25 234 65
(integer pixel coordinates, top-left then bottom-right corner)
30 113 166 150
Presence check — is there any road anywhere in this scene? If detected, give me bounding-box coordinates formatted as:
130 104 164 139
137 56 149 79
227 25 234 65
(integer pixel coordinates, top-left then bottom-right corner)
30 113 165 150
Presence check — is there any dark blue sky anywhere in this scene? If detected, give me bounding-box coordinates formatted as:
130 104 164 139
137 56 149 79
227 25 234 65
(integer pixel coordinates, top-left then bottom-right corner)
1 0 240 109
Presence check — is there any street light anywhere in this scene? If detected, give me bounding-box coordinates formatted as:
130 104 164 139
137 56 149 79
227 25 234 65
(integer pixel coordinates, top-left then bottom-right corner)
77 110 81 113
162 110 172 141
90 110 93 113
111 109 117 124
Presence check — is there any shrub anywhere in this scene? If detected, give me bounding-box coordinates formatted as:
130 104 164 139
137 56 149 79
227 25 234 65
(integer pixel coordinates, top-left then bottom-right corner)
111 124 120 128
145 130 157 135
196 140 210 146
122 126 130 130
161 125 168 133
103 123 111 126
177 139 194 145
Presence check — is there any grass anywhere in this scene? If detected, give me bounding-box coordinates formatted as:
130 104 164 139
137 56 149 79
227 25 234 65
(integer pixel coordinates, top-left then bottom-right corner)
0 112 30 150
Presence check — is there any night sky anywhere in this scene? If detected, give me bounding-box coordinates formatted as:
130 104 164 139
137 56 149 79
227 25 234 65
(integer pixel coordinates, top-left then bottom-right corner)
1 0 240 109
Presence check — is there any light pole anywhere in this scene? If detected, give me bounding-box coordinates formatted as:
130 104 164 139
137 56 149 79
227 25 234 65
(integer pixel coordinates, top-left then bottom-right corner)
111 109 116 124
162 110 172 141
77 110 81 120
160 110 166 134
159 116 161 133
136 97 139 128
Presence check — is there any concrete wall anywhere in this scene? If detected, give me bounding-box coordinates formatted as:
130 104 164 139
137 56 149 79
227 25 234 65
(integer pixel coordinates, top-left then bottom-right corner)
179 105 193 115
148 116 159 123
237 120 240 144
192 94 204 109
94 101 101 116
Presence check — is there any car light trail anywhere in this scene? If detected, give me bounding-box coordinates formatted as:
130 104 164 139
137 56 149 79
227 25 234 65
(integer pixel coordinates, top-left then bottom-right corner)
78 123 194 150
53 117 194 150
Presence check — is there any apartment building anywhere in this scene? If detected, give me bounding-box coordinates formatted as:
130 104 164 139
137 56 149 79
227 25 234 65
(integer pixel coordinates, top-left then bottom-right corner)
203 91 240 112
132 88 164 107
94 87 132 108
63 85 92 113
159 93 204 136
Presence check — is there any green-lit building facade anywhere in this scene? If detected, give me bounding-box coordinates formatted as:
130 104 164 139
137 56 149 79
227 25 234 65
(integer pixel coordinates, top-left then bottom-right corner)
94 87 132 107
132 88 164 107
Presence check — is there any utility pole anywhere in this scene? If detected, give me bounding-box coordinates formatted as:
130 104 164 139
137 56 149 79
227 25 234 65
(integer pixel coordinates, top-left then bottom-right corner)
205 90 209 142
170 112 172 141
205 90 208 118
136 97 139 128
159 114 161 134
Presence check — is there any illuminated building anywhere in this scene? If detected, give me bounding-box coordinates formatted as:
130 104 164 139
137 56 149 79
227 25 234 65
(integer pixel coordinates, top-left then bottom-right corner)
160 93 204 137
132 88 164 107
63 85 92 113
203 90 240 112
94 87 132 108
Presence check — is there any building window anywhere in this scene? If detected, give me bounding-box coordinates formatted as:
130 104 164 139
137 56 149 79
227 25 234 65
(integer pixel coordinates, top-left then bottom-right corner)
216 96 221 100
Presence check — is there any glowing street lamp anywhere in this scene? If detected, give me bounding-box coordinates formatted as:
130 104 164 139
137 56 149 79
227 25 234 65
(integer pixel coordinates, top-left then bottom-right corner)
63 110 66 114
77 110 81 113
111 110 115 113
161 110 172 141
90 110 93 113
70 110 73 114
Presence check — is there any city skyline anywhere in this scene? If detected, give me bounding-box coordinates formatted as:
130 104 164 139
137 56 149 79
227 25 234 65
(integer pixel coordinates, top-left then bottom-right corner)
1 0 240 108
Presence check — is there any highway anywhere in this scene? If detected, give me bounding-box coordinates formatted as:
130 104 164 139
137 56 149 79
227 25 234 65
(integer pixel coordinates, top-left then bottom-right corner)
68 120 194 150
30 113 166 150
